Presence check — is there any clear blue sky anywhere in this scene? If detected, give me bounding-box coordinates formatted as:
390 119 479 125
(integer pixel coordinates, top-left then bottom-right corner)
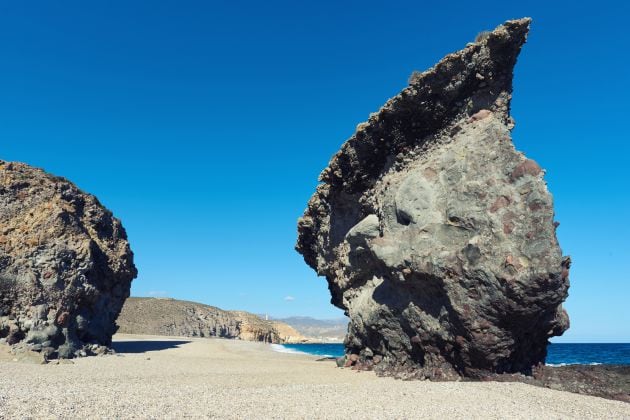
1 1 628 341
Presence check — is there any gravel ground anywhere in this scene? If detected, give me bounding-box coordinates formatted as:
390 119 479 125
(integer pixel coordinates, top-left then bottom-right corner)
1 334 628 419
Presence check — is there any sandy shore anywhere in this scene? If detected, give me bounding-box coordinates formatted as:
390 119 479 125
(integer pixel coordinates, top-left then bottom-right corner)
0 334 628 419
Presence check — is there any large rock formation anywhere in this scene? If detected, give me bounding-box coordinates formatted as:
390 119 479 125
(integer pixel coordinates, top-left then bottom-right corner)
296 18 570 379
117 297 308 344
0 161 137 358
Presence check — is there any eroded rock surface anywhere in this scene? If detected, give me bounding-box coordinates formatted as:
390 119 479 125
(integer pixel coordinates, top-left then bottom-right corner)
0 161 136 358
296 18 570 379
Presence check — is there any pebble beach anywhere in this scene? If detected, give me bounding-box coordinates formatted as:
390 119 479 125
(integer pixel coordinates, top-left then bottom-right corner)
1 334 628 419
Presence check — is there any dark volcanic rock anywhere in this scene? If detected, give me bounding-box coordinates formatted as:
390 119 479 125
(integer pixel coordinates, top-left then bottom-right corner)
0 161 137 358
495 365 630 403
296 18 570 379
533 365 630 403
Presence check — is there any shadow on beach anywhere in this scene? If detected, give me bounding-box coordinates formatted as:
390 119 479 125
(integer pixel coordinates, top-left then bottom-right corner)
112 340 191 354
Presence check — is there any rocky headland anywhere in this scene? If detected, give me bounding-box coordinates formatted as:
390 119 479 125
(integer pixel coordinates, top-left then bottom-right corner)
297 18 570 379
117 297 308 344
0 160 137 359
274 316 348 342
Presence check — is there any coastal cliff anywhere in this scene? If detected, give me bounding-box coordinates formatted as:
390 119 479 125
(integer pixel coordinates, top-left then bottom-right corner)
274 316 348 342
117 297 307 344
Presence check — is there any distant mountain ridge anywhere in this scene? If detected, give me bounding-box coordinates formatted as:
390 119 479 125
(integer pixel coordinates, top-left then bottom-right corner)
117 297 307 344
273 316 348 342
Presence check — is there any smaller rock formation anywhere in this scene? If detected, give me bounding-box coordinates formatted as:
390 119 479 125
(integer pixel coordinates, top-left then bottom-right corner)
117 297 308 344
0 161 137 359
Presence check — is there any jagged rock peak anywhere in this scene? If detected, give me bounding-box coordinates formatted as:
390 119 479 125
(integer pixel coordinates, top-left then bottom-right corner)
329 19 527 181
296 18 570 379
297 18 532 271
0 160 137 359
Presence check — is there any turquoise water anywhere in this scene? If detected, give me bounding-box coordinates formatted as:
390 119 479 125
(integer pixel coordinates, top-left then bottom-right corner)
272 343 344 358
277 343 630 365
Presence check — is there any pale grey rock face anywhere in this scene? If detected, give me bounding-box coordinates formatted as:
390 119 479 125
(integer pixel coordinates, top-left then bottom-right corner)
0 161 137 358
296 18 570 379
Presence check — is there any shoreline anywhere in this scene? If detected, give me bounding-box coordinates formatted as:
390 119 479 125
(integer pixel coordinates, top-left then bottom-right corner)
1 334 628 418
274 342 630 403
275 341 630 365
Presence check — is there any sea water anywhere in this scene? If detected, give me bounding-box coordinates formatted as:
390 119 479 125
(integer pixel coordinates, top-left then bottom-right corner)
275 342 630 365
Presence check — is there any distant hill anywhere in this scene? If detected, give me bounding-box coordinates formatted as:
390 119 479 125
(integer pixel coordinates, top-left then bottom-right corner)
273 316 348 342
117 297 307 344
